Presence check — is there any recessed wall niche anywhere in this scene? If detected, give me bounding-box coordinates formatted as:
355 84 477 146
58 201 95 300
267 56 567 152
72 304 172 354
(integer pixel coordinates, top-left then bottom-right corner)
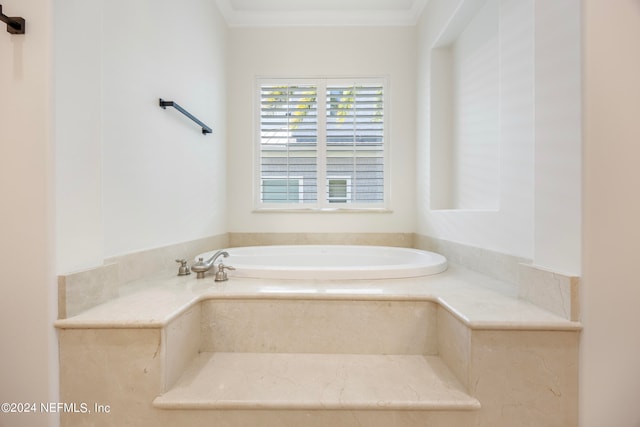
430 0 500 210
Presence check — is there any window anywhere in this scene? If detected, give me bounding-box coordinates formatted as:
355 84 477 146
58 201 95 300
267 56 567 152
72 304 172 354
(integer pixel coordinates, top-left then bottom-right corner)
257 78 387 210
261 177 304 203
327 177 351 203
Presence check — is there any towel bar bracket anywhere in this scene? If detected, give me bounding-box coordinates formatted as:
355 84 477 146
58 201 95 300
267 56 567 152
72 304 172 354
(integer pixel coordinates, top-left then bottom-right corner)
0 5 26 35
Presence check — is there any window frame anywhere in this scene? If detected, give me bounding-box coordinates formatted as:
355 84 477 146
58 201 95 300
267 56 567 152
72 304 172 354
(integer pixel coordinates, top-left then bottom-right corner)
254 77 390 212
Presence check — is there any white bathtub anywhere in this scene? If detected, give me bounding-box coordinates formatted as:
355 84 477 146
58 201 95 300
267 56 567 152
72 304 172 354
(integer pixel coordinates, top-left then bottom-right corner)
196 245 447 280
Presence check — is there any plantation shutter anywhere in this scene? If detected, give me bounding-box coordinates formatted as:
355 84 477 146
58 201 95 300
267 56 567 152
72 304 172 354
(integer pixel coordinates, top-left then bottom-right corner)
325 84 385 204
258 79 386 208
260 84 318 203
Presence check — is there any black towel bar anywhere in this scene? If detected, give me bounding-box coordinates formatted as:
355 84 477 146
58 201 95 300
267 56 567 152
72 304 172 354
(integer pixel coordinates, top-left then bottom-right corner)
159 98 212 135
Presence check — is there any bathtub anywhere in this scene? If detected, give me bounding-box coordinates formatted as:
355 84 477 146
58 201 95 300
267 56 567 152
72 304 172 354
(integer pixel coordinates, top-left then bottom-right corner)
196 245 447 280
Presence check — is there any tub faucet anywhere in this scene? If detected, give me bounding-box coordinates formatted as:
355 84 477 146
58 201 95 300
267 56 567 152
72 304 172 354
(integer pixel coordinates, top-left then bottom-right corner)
191 250 229 279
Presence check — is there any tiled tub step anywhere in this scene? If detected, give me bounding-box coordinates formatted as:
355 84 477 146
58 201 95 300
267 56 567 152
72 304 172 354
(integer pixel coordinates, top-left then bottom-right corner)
153 352 480 411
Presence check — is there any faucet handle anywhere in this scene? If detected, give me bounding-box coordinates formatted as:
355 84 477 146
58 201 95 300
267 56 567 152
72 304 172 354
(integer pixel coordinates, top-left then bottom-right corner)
175 259 191 276
215 263 235 282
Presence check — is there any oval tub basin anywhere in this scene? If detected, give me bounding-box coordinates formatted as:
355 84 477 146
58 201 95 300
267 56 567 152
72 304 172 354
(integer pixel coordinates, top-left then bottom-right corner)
196 245 447 280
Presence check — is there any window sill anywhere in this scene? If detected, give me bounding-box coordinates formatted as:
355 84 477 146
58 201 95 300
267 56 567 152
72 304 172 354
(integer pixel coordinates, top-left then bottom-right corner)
253 207 393 214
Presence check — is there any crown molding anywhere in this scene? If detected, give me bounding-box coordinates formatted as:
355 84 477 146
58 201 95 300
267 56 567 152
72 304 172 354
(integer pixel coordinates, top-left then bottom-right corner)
215 0 429 27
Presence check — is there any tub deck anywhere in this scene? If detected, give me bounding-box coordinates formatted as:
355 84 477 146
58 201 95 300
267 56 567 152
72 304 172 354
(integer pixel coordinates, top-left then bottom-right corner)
55 264 580 427
54 264 581 331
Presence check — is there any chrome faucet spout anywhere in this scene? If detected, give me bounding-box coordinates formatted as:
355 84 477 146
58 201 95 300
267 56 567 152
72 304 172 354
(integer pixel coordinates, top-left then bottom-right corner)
206 250 229 266
191 250 229 279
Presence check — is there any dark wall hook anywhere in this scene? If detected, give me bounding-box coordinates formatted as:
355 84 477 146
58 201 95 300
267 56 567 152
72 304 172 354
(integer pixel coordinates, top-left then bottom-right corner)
0 4 26 35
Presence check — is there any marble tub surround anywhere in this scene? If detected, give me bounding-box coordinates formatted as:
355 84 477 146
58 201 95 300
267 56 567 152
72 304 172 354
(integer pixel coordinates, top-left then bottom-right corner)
199 299 438 355
415 234 527 285
435 308 578 426
58 327 164 427
58 232 410 319
104 233 229 285
58 233 228 319
58 263 119 319
59 232 580 323
469 330 578 426
228 231 415 248
56 264 580 426
416 234 580 321
518 263 580 321
55 264 581 331
56 234 582 426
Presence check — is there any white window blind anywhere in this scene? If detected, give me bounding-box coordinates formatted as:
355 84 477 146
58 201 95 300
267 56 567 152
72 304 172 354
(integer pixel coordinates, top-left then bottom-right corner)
258 79 386 209
326 84 385 205
260 84 318 204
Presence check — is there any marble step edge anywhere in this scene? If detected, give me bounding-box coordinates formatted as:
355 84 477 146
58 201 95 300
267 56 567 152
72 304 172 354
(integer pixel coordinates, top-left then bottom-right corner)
153 352 481 412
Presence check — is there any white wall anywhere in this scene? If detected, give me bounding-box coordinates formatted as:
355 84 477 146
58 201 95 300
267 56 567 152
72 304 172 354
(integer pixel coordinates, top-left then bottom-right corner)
56 0 228 271
0 0 59 425
226 26 417 233
450 0 500 210
430 0 500 210
417 0 536 260
55 0 104 272
533 0 582 275
416 0 582 274
581 1 640 425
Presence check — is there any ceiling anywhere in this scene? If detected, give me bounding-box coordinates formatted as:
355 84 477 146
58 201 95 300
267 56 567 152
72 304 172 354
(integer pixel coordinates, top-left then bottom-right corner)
215 0 429 27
